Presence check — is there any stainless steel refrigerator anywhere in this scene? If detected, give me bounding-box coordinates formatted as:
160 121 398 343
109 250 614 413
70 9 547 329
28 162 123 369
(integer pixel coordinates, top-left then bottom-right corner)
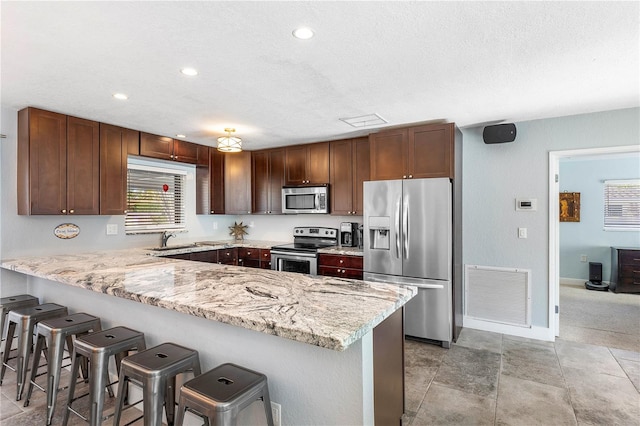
363 178 453 347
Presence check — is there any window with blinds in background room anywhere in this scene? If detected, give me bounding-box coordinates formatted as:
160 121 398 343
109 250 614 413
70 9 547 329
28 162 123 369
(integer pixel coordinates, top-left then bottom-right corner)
126 162 186 233
604 179 640 230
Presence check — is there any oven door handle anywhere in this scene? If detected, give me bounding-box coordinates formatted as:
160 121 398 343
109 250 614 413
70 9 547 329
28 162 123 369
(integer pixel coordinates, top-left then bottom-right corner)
270 250 317 258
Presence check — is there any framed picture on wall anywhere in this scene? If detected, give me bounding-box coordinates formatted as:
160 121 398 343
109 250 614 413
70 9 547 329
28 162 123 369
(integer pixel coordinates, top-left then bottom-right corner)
559 192 580 222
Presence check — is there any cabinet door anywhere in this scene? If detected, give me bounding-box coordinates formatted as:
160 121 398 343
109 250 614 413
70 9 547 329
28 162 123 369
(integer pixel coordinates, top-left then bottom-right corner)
140 132 174 161
369 129 407 180
210 149 225 214
190 250 217 263
307 142 330 184
268 148 285 214
196 145 210 215
284 145 308 185
217 248 238 265
408 124 453 179
100 123 139 215
352 137 370 215
252 150 270 214
173 140 199 164
66 117 100 215
18 108 67 215
330 139 354 215
225 151 252 214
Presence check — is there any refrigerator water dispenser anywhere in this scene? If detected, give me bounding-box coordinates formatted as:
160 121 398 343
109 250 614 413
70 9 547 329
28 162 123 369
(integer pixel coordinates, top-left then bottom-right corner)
368 216 390 250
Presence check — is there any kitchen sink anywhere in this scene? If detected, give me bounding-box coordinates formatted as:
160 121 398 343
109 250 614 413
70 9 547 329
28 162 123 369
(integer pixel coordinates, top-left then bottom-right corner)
150 244 199 251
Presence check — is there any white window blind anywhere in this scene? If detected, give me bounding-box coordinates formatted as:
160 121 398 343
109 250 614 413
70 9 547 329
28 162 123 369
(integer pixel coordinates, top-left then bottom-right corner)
604 179 640 229
126 163 186 233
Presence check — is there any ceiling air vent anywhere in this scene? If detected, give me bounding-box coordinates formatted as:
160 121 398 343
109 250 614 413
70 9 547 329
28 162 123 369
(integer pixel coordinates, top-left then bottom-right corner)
339 113 387 128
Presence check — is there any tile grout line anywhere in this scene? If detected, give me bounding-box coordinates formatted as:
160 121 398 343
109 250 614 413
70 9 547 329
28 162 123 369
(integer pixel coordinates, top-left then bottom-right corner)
491 333 504 426
553 340 580 425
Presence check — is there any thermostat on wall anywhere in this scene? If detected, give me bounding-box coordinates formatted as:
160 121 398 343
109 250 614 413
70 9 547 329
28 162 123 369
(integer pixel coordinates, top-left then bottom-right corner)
515 198 537 211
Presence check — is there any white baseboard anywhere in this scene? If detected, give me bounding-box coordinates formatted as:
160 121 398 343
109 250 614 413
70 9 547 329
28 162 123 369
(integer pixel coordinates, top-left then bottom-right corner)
463 316 555 342
560 277 610 287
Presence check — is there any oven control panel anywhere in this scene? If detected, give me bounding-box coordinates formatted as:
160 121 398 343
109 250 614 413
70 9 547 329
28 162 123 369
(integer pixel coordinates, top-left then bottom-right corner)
294 227 337 238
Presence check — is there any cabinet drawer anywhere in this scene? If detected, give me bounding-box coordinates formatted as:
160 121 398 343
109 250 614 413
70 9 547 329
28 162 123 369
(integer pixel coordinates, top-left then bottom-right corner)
238 248 261 260
260 261 272 269
620 264 640 279
319 266 363 280
217 248 237 265
619 251 640 266
318 254 363 269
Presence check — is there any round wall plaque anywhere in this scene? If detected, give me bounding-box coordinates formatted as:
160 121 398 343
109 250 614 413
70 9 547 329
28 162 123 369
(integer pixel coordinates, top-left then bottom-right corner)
54 223 80 239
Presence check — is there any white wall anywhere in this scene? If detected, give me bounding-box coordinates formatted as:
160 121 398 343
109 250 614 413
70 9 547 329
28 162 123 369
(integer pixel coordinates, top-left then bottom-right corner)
559 155 640 281
463 107 639 328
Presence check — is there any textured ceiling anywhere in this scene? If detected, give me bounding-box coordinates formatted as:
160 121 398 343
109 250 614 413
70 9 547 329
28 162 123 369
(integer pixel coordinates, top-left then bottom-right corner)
2 1 638 150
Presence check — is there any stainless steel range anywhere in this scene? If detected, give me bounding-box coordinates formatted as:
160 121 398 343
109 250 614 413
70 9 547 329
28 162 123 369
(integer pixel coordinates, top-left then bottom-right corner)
271 227 338 276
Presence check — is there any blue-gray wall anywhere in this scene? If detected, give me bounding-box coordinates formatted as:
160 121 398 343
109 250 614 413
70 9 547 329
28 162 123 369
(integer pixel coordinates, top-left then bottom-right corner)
463 107 639 328
559 156 640 281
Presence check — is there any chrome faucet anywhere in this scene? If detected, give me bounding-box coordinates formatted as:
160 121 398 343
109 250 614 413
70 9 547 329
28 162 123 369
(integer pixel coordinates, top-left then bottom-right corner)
160 231 175 248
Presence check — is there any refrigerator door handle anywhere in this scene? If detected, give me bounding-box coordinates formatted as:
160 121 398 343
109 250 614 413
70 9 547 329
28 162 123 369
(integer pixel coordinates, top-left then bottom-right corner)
413 283 445 290
403 193 409 259
395 197 401 259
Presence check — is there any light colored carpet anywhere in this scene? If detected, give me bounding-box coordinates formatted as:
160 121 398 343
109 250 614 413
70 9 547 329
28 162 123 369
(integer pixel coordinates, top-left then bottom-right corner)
559 284 640 352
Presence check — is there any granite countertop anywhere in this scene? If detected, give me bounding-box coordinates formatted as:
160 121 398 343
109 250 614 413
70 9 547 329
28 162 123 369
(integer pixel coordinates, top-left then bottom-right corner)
145 239 286 256
1 248 415 351
318 246 364 257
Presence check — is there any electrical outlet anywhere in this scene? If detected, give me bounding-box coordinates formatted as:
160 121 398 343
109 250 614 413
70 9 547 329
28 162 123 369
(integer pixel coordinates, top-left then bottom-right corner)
580 254 588 262
106 224 118 235
213 222 218 230
271 401 281 426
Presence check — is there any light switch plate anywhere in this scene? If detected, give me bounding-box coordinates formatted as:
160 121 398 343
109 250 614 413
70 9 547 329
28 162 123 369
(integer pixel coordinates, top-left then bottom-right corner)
518 227 527 238
106 224 118 235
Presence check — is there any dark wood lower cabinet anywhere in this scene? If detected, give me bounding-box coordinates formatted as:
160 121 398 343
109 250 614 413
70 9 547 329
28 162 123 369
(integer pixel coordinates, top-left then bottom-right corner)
318 254 363 280
373 308 404 426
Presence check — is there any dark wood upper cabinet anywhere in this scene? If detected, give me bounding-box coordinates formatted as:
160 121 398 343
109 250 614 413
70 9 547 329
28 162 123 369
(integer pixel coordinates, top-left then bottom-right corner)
140 132 198 164
140 132 173 160
18 108 99 215
210 149 226 214
370 123 454 180
252 148 285 214
195 145 210 215
330 137 369 216
284 142 329 185
225 151 252 214
99 123 139 215
173 140 199 164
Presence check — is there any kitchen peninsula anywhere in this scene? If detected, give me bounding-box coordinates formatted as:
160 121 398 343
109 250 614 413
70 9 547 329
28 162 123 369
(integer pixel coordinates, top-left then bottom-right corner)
1 246 415 425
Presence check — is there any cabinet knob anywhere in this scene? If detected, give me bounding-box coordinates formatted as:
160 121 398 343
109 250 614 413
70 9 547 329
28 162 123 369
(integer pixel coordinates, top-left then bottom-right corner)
247 251 251 255
403 175 407 179
124 210 128 214
174 156 178 160
69 209 74 214
61 209 66 213
409 174 413 178
339 259 344 264
264 253 268 257
211 210 214 214
170 155 174 159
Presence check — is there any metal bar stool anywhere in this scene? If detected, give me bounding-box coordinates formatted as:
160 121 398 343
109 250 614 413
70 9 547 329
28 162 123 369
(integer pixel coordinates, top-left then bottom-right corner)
0 303 68 401
113 343 201 426
175 363 274 426
0 294 39 355
23 313 102 425
63 326 146 426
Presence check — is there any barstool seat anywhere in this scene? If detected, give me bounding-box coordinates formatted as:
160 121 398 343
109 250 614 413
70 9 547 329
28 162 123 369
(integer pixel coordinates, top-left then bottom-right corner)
113 342 201 426
0 295 39 354
0 303 68 401
23 313 102 425
63 326 146 426
175 363 274 426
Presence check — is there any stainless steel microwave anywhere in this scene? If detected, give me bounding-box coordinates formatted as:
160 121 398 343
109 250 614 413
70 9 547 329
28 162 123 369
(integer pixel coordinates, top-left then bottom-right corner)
282 185 329 214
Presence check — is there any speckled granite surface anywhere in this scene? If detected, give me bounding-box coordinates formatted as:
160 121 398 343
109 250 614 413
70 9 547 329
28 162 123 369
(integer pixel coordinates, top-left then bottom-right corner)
318 246 364 257
1 248 415 351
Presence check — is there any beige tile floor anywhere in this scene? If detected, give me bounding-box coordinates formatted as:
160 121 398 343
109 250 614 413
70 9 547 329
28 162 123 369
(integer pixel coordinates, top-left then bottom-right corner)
2 284 638 425
404 284 640 425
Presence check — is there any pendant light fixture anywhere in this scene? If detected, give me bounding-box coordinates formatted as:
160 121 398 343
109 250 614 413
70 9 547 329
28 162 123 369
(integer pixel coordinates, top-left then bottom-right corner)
217 128 242 152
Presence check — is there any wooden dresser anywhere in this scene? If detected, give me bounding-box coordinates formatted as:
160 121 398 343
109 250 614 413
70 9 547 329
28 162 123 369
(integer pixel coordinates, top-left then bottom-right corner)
610 247 640 294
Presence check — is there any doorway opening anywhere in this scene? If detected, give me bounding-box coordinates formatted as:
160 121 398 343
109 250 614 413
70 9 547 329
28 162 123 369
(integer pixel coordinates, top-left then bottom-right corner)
548 145 640 339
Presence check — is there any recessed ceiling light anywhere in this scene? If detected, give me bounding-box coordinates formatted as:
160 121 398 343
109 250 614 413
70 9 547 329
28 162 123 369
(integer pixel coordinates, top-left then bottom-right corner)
113 93 128 100
176 134 186 138
292 27 314 40
181 68 198 76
